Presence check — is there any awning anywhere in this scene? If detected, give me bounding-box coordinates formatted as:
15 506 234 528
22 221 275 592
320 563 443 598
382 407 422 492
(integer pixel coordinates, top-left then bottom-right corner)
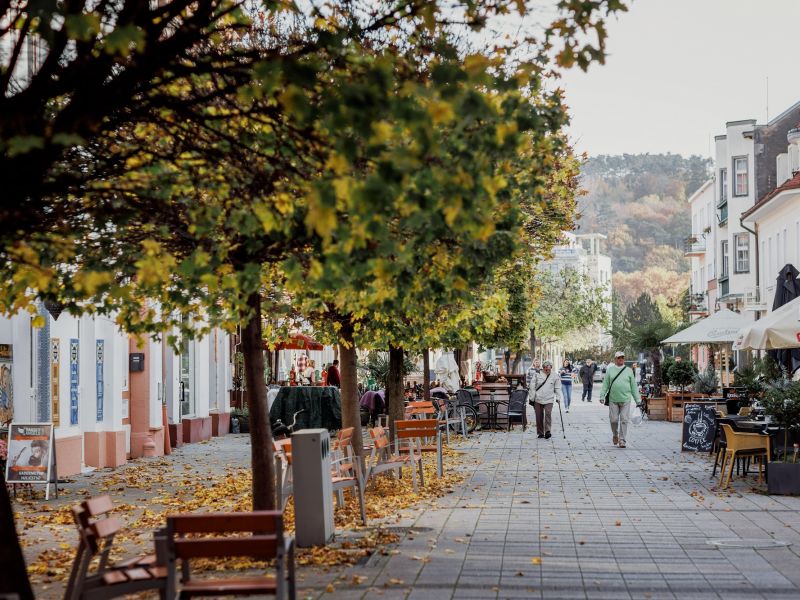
267 333 324 351
733 297 800 350
661 309 750 345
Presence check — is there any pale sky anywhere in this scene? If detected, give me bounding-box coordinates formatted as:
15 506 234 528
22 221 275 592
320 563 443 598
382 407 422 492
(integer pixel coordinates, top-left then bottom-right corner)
557 0 800 158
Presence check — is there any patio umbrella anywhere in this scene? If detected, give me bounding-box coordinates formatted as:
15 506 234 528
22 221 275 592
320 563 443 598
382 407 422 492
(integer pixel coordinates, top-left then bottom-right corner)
662 309 749 386
734 296 800 351
768 264 800 373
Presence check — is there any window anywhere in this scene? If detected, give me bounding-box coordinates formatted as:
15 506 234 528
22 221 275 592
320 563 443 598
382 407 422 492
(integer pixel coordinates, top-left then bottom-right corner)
721 240 729 278
734 233 749 273
733 157 748 196
719 168 728 204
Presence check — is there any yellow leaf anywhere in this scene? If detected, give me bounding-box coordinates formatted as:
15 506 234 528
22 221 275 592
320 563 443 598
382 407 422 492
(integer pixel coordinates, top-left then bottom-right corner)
531 557 542 565
464 54 489 77
427 100 455 125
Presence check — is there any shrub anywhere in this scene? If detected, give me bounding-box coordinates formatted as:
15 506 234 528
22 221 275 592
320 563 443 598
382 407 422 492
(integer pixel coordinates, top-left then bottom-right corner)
693 365 719 395
762 380 800 461
667 360 697 392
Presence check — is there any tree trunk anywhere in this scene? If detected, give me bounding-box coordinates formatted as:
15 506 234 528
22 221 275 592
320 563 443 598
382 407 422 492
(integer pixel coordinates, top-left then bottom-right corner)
503 349 511 374
338 320 364 462
386 345 405 438
529 327 536 361
242 292 274 510
511 350 522 374
422 348 430 401
650 349 662 397
0 473 34 600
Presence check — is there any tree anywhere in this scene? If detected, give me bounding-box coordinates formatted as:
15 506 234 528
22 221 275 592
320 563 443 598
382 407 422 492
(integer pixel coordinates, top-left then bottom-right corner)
620 319 676 396
532 267 609 348
625 293 658 328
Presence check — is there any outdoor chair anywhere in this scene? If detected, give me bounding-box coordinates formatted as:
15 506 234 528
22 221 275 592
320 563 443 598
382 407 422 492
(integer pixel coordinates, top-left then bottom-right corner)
456 389 477 410
165 511 295 599
366 425 422 491
718 423 770 489
274 438 366 524
432 396 468 442
395 418 443 477
65 495 167 600
507 389 528 431
405 400 437 420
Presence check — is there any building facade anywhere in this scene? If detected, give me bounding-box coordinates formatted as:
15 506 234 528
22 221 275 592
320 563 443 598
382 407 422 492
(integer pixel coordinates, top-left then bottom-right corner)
0 308 232 477
686 101 800 370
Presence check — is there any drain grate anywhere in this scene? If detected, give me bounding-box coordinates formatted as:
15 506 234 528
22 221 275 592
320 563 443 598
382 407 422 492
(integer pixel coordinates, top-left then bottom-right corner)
375 526 434 535
707 538 792 549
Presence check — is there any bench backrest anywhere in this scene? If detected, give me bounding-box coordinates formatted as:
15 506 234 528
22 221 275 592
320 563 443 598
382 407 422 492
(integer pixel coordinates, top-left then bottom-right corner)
369 426 391 449
395 419 437 439
167 512 283 560
406 401 436 417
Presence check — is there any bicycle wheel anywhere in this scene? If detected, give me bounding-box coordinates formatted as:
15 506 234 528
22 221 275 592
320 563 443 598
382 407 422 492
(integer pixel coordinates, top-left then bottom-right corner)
461 405 479 433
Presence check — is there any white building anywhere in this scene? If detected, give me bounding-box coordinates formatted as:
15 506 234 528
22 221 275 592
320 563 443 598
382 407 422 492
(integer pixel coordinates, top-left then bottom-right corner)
0 307 233 477
686 101 800 370
741 126 800 316
686 180 716 321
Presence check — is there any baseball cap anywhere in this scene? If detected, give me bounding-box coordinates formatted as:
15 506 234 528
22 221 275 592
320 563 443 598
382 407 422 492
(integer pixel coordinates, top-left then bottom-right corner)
614 351 625 358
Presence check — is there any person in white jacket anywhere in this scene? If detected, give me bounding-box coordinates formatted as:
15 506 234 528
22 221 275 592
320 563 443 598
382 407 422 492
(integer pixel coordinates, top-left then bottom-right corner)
528 360 561 439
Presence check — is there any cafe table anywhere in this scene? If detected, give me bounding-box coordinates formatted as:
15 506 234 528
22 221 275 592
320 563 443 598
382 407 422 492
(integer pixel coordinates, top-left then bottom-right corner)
269 386 342 431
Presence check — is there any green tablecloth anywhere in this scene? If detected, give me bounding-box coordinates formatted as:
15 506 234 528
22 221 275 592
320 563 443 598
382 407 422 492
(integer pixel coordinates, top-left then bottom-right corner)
269 386 342 431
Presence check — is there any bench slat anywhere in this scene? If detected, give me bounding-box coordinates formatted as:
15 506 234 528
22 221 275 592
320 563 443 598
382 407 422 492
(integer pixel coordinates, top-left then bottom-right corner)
168 512 281 534
173 536 279 559
92 515 123 538
83 495 115 517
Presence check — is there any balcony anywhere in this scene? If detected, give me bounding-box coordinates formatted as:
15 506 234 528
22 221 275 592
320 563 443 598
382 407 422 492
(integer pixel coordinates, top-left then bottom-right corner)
684 235 707 257
743 287 767 311
687 292 708 315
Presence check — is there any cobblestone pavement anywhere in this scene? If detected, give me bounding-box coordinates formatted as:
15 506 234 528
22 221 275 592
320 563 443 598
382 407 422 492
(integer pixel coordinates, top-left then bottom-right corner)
20 389 800 599
314 394 800 600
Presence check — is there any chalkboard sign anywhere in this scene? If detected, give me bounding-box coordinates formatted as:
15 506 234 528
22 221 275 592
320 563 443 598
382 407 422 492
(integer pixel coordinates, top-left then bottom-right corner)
682 403 717 452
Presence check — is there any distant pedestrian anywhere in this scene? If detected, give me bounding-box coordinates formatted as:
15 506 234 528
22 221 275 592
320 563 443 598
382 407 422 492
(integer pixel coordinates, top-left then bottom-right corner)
528 360 560 439
559 360 574 412
526 358 542 388
579 359 597 402
326 359 341 388
600 351 641 449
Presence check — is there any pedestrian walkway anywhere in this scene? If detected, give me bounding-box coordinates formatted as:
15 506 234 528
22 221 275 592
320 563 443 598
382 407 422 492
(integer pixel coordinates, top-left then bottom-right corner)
319 397 800 600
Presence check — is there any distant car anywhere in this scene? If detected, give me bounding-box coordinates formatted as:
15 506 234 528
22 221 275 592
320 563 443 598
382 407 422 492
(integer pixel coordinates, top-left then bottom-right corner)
593 368 604 383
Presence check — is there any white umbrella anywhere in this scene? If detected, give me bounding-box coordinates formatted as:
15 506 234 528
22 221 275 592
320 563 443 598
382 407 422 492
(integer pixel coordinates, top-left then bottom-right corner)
733 297 800 350
661 309 750 345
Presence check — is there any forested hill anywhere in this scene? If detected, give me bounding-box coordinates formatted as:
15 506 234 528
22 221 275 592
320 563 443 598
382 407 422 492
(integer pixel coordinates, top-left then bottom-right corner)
577 154 712 306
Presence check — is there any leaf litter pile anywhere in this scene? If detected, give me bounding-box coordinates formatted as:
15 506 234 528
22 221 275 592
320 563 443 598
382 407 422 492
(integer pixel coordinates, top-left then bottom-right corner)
16 441 465 593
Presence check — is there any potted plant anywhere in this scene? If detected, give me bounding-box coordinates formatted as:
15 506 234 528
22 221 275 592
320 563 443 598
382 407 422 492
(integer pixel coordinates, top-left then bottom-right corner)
661 356 676 390
693 365 719 396
762 380 800 494
230 405 250 434
668 360 698 394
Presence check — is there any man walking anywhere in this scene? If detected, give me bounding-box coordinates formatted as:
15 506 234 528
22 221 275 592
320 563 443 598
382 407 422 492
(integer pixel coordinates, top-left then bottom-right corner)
528 360 560 439
600 351 640 449
579 359 597 402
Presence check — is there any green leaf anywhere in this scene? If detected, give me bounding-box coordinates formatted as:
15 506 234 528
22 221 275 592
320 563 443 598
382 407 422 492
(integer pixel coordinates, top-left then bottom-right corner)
64 14 101 42
104 24 146 57
7 135 45 156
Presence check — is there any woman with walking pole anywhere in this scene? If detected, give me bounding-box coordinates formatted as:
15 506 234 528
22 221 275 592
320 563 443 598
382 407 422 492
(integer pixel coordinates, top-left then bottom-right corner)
528 360 561 439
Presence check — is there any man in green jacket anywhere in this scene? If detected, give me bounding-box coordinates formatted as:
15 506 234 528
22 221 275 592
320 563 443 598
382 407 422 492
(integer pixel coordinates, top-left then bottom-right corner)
600 351 641 448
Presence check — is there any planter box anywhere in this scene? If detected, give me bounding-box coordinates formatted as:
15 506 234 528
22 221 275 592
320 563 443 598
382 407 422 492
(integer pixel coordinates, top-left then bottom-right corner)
647 397 667 421
767 462 800 495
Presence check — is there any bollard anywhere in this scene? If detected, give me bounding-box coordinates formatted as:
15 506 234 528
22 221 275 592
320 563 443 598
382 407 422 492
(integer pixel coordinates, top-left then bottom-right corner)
292 429 334 547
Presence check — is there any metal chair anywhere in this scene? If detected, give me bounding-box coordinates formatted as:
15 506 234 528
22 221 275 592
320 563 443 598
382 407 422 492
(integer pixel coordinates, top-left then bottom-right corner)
507 389 528 431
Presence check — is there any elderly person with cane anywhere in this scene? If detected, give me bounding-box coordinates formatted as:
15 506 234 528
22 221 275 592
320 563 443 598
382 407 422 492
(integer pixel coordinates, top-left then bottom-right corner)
528 360 560 439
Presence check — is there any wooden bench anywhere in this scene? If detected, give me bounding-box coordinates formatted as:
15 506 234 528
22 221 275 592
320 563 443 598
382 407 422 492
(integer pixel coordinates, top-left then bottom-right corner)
65 495 167 600
395 418 443 478
274 437 367 524
165 511 295 599
366 425 423 491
